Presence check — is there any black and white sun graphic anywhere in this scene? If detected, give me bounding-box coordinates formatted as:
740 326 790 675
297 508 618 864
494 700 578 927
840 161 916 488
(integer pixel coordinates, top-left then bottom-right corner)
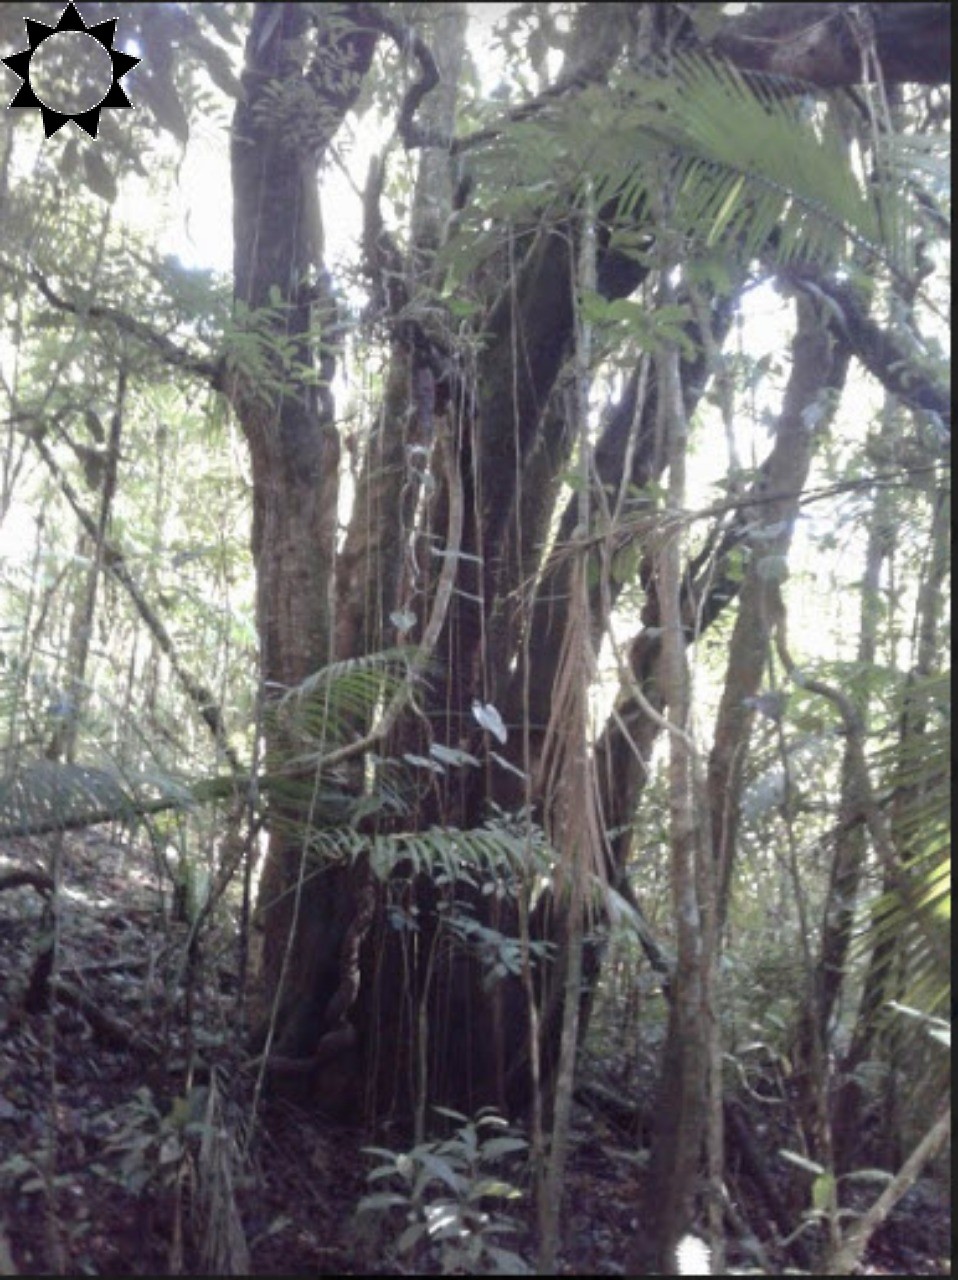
2 1 140 139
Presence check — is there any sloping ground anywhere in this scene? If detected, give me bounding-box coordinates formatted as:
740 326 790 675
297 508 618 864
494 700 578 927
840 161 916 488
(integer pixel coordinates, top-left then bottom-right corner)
0 830 950 1275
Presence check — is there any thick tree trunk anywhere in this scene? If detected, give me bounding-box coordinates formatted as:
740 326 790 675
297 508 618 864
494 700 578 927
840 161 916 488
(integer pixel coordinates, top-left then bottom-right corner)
222 0 950 1136
227 3 377 1052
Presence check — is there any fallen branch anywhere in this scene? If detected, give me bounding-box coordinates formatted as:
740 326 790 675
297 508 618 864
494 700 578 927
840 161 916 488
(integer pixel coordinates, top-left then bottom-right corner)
51 979 159 1057
823 1097 951 1275
0 868 53 896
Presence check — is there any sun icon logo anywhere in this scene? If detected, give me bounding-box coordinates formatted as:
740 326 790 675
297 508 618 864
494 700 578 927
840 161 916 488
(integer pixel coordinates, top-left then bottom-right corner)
2 1 140 139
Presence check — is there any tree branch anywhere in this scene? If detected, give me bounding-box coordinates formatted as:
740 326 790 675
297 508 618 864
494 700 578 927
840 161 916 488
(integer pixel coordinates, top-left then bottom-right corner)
26 266 222 388
790 272 950 428
28 431 242 774
824 1097 950 1275
711 3 950 87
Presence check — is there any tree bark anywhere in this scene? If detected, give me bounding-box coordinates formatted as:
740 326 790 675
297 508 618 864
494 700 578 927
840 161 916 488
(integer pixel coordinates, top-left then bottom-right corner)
710 294 850 930
221 0 951 1134
711 3 950 88
637 261 711 1273
228 3 378 1046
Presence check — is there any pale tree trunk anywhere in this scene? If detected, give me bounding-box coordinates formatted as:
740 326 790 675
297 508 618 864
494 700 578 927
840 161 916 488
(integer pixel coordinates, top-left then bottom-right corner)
639 274 712 1273
699 294 848 1269
709 296 850 931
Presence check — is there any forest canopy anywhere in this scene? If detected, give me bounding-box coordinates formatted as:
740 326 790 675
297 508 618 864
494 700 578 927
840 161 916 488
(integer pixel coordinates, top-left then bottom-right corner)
0 3 950 1275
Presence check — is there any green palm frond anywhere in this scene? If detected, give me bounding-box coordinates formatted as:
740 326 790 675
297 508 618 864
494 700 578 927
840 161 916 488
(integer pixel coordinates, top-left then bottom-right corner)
271 648 418 756
370 817 553 885
592 55 920 279
878 131 951 215
0 758 199 837
854 671 951 1017
294 810 553 887
260 772 374 832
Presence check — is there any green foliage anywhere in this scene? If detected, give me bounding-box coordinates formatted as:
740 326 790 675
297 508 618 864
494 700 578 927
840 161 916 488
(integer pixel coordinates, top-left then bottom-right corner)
854 670 951 1017
270 649 413 759
579 294 698 357
88 1079 249 1274
93 1085 207 1196
370 810 553 886
262 653 556 884
356 1107 530 1275
221 299 331 400
590 56 919 280
438 50 935 323
440 897 554 990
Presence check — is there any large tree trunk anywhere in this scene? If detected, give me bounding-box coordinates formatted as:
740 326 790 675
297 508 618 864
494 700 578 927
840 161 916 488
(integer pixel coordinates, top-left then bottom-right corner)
226 3 377 1064
224 0 951 1134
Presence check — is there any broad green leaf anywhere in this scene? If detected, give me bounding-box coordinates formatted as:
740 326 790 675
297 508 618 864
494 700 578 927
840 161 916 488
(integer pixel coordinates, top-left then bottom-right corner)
812 1172 836 1213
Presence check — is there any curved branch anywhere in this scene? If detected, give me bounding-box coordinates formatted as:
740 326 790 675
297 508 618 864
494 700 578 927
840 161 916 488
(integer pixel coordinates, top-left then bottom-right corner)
359 1 625 156
791 273 950 428
26 266 221 387
353 3 441 150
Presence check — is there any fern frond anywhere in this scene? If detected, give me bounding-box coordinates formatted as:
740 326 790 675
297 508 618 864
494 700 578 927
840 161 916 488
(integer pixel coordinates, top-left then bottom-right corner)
370 819 554 885
271 647 418 752
592 55 919 281
852 671 951 1018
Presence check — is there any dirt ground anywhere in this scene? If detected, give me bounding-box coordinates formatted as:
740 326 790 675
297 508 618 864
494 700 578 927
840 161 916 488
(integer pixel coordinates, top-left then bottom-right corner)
0 829 950 1275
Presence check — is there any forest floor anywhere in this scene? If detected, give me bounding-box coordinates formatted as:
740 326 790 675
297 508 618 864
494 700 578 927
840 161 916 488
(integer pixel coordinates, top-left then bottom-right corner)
0 829 951 1276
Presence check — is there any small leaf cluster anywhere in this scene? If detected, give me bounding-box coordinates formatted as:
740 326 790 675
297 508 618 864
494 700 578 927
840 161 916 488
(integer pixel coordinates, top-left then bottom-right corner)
357 1107 531 1274
91 1085 211 1196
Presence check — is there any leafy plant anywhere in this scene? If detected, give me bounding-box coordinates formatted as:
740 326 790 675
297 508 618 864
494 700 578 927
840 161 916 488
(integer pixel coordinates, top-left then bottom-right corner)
851 670 951 1022
92 1081 249 1274
92 1086 192 1197
356 1107 530 1274
590 55 922 280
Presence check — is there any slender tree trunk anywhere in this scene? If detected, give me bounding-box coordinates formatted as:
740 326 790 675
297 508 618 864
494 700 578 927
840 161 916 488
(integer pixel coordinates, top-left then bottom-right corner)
709 297 850 930
47 370 126 763
799 415 891 1173
640 271 711 1273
